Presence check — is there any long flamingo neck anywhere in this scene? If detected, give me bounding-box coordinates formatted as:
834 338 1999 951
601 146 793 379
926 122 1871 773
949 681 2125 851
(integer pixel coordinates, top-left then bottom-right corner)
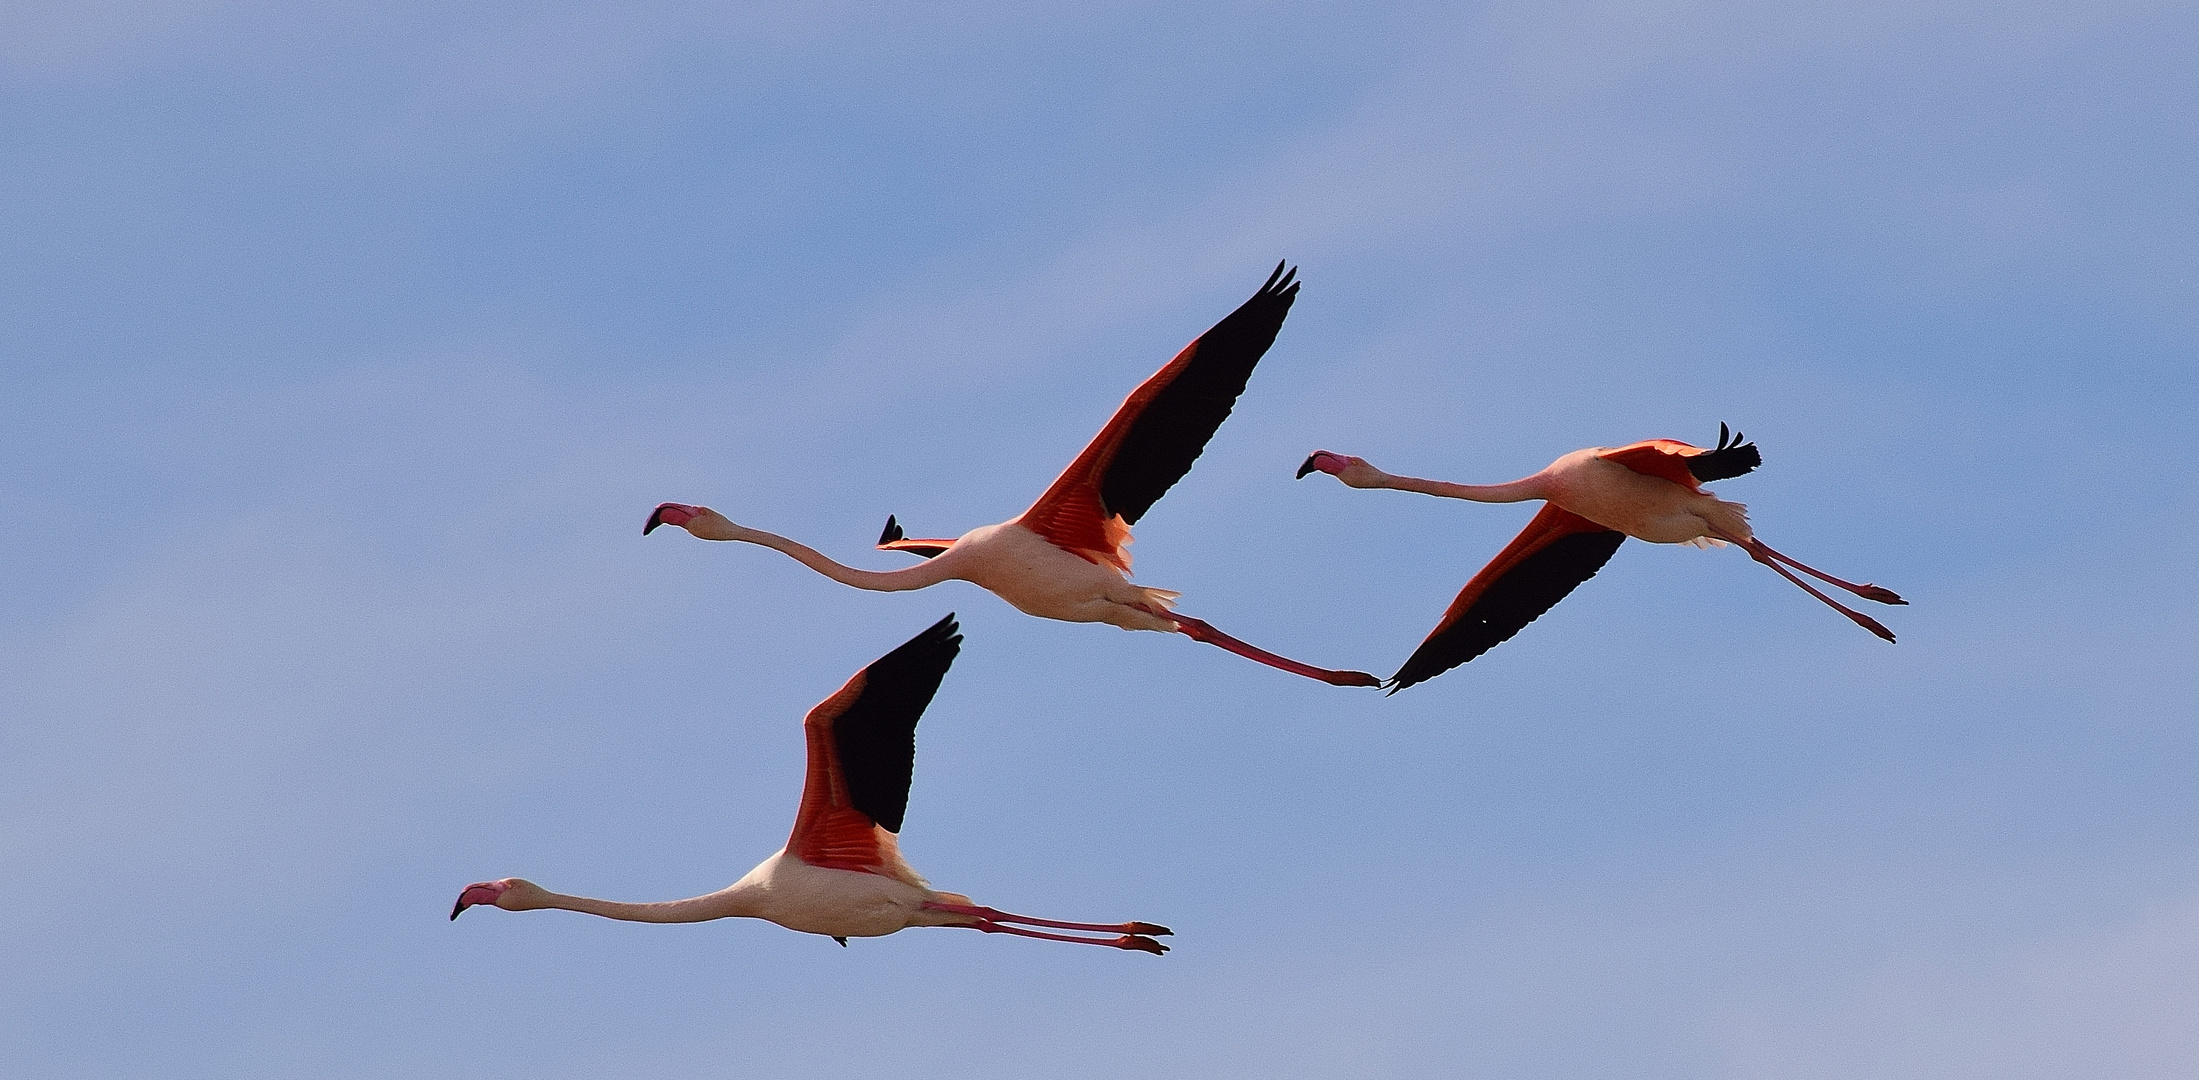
537 886 760 924
1379 471 1548 503
742 529 958 592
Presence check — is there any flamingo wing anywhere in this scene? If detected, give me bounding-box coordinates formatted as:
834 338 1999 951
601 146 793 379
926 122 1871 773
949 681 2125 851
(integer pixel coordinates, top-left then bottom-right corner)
1020 261 1300 570
1599 424 1761 488
876 515 952 559
1390 506 1625 691
788 614 962 874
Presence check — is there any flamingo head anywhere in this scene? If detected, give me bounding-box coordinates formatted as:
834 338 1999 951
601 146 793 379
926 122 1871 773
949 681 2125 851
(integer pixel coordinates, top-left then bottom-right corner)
1295 451 1357 479
644 503 741 540
449 877 548 920
1297 451 1390 489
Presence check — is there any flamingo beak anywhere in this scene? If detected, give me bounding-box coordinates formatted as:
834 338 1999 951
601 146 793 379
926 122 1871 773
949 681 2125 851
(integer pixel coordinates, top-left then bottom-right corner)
450 881 508 920
1296 452 1346 479
644 503 703 535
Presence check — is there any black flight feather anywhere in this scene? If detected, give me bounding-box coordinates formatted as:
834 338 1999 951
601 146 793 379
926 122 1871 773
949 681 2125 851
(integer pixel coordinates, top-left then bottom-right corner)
833 614 961 834
1686 424 1761 484
1390 531 1626 691
876 515 947 558
1097 261 1300 526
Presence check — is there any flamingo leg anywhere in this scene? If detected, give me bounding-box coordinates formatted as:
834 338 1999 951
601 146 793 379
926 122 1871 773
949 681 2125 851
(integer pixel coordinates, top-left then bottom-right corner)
1160 612 1382 687
1735 541 1897 642
956 919 1168 954
921 901 1170 937
1742 538 1906 605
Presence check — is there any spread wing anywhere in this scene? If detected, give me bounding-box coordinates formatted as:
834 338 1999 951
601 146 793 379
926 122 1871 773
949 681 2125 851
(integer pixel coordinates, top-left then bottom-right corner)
788 614 962 876
1598 424 1761 489
1019 262 1300 570
1389 506 1625 691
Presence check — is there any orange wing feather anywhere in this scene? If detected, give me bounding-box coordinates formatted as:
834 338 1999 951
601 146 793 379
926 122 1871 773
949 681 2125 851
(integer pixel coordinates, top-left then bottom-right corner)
1597 439 1708 491
787 673 894 875
1018 364 1180 572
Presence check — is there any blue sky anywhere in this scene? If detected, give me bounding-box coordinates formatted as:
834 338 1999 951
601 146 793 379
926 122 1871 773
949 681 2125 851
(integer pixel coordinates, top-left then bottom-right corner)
4 2 2196 1076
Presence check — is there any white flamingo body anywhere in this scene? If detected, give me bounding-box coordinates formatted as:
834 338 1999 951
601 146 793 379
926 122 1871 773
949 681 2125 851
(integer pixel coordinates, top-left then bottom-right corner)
717 850 976 939
469 849 975 938
452 616 1170 953
947 522 1183 630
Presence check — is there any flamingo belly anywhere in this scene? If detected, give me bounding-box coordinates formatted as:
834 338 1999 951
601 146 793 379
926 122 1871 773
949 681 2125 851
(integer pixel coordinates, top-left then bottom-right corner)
943 523 1178 629
731 851 940 938
1548 455 1750 545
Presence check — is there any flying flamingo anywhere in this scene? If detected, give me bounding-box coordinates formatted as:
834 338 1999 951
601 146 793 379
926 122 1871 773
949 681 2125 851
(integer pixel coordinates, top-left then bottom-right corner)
646 262 1380 687
452 615 1170 953
1297 426 1905 691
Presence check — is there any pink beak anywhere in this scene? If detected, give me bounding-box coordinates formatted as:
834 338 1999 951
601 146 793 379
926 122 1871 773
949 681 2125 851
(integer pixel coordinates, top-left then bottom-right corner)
1295 451 1349 479
644 503 704 535
450 881 508 920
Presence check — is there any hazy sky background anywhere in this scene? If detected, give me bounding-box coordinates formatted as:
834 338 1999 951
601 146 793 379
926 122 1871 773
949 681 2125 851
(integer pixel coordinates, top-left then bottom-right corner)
4 2 2196 1076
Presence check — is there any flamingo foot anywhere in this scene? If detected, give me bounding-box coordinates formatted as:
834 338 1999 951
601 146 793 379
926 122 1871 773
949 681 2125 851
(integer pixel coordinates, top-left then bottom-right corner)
1742 537 1907 606
1849 609 1897 642
1164 613 1381 687
1741 542 1898 642
959 919 1170 953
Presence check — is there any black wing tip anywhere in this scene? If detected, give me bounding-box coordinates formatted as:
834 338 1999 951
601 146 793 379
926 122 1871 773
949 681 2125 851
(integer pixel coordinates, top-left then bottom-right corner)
901 612 964 662
914 611 962 651
1687 422 1761 483
861 612 964 682
1257 259 1299 301
1390 530 1628 690
840 613 962 836
878 515 904 546
1385 652 1472 694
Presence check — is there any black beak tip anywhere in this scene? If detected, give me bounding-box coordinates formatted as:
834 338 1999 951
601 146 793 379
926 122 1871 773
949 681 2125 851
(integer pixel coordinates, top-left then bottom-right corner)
450 901 466 920
1295 454 1321 479
643 511 665 535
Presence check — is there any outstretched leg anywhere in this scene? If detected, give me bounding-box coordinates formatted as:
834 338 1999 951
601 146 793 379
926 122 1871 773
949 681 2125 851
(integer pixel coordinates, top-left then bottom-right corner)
1733 540 1898 642
923 901 1170 937
1743 537 1906 605
952 919 1168 954
1156 610 1382 687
